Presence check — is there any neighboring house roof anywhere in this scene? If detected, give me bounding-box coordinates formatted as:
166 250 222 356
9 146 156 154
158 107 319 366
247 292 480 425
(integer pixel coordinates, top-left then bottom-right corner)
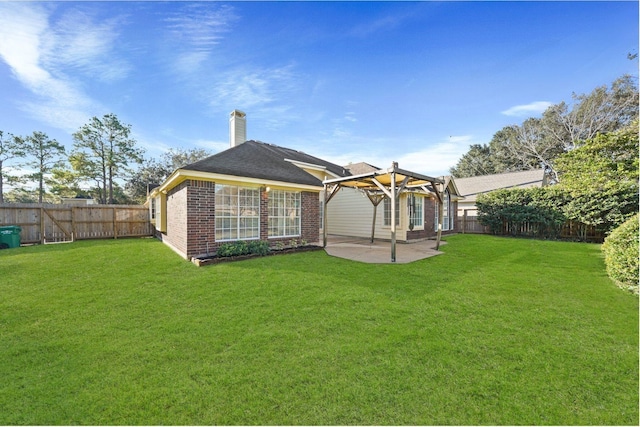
454 169 547 203
344 162 380 175
183 140 351 187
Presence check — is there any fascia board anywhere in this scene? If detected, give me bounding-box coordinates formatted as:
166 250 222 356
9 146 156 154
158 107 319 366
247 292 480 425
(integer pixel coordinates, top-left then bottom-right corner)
158 169 322 193
284 158 342 179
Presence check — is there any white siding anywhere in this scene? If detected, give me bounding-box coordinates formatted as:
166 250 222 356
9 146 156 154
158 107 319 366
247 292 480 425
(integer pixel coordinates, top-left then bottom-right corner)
326 187 407 241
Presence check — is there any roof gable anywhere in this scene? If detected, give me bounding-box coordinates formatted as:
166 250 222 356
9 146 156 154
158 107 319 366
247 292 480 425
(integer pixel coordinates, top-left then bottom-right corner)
182 140 350 187
344 162 380 175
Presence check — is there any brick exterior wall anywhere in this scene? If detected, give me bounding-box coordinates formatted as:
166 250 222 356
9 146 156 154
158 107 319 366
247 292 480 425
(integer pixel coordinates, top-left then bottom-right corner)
300 191 320 244
164 181 189 256
185 180 216 258
162 179 320 259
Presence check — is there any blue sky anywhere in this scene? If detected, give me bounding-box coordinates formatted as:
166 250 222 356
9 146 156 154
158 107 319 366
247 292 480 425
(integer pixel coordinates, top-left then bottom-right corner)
0 1 637 178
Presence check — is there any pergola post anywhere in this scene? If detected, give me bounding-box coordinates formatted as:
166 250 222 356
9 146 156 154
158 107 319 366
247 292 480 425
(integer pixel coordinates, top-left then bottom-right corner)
322 183 341 248
323 185 329 247
390 163 397 262
322 164 446 262
371 203 377 243
436 183 444 251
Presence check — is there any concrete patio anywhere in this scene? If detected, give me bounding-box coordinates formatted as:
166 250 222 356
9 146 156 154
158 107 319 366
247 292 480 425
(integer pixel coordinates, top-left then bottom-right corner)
323 235 445 264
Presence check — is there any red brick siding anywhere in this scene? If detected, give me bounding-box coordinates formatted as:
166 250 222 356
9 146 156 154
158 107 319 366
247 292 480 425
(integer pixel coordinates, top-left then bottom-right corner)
301 191 320 243
185 180 216 258
164 181 189 256
163 180 322 258
260 188 269 241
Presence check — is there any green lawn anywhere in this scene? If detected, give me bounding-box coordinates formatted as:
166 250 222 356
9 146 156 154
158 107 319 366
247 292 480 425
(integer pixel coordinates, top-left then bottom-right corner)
0 235 637 425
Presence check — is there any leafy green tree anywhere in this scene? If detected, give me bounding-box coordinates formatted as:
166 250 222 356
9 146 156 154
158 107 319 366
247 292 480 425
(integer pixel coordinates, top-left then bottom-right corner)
72 114 144 204
17 131 66 203
48 166 85 200
452 75 638 178
542 74 639 151
125 148 212 203
449 143 495 177
554 122 639 234
0 130 24 203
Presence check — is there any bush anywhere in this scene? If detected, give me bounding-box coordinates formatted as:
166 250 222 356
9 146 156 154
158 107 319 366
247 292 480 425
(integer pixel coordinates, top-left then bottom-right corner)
601 214 639 295
476 187 567 238
217 240 270 258
247 240 270 256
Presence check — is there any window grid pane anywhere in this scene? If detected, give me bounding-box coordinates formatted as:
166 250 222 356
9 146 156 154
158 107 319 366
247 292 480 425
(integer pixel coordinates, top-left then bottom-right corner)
383 197 400 226
215 184 260 241
268 190 301 238
409 194 424 228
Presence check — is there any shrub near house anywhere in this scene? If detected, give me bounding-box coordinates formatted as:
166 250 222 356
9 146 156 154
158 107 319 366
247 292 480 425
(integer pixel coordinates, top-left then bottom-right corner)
602 214 639 295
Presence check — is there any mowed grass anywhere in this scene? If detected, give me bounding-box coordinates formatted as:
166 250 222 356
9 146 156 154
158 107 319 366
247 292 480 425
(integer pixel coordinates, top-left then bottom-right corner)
0 235 637 425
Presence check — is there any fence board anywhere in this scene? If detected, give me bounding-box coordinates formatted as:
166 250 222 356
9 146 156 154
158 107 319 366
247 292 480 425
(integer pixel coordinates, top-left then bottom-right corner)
457 212 605 242
0 203 152 244
457 214 489 234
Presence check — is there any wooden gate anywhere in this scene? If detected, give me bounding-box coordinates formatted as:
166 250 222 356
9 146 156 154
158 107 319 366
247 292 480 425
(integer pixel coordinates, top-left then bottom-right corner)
0 203 153 244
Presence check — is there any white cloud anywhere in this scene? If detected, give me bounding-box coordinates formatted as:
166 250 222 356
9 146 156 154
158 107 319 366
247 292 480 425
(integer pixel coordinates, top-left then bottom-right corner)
194 139 229 153
0 3 128 132
165 3 238 72
350 7 418 38
317 135 473 178
501 101 553 117
43 9 129 82
344 112 357 123
393 135 473 177
206 63 301 119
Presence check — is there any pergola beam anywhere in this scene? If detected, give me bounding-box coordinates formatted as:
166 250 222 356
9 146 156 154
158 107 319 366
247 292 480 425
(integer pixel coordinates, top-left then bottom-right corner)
322 162 446 262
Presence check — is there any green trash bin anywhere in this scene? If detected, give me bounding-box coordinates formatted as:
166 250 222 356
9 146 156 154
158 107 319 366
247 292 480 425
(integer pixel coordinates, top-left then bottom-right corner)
0 225 21 249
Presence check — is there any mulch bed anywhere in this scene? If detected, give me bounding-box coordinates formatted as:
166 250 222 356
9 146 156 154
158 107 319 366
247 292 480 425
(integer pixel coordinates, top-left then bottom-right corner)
192 245 323 266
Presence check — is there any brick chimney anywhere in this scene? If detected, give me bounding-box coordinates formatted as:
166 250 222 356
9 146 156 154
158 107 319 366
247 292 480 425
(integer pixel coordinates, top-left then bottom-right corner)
229 109 246 148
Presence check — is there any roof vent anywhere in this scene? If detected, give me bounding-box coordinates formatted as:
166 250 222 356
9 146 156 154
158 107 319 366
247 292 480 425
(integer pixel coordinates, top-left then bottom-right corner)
229 109 246 148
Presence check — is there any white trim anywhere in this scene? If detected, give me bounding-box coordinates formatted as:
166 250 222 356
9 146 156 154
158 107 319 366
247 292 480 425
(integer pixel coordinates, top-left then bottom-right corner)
150 169 323 198
284 158 342 179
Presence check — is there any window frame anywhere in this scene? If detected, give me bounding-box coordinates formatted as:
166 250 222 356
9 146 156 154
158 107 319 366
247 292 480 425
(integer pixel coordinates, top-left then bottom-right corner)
383 196 400 227
215 184 261 242
268 190 301 238
435 189 453 231
408 193 424 230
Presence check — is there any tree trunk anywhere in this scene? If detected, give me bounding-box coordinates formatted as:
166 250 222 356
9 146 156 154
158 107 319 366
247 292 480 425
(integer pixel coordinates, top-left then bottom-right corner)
0 160 4 204
102 163 108 204
108 166 114 204
38 156 44 203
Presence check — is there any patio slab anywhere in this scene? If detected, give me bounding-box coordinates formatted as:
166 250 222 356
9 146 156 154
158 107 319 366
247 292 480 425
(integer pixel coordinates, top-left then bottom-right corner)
324 235 445 264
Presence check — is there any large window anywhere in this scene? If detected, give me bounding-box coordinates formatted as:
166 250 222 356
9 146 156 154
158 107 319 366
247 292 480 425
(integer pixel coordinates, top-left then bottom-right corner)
215 184 260 241
383 196 400 226
150 197 156 220
408 193 424 229
268 190 300 238
435 189 453 231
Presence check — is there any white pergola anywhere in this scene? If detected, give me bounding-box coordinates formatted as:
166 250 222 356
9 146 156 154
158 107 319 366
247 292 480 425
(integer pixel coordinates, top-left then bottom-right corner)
323 162 445 263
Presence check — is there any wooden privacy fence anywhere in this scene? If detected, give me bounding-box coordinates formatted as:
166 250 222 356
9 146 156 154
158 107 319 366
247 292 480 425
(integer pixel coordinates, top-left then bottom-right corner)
457 213 605 242
457 211 489 234
0 203 153 245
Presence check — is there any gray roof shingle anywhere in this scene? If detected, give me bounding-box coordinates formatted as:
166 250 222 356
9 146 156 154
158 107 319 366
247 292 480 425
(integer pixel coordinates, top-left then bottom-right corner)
344 162 380 175
454 169 546 202
182 140 350 187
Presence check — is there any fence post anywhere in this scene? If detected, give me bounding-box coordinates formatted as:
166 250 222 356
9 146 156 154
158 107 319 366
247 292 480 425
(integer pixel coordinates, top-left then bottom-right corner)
113 207 117 239
462 209 468 234
71 207 76 242
39 206 44 244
